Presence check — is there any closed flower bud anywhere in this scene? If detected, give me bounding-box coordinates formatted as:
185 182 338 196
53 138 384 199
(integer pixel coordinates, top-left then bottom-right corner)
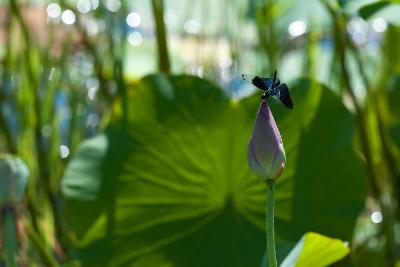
247 101 286 181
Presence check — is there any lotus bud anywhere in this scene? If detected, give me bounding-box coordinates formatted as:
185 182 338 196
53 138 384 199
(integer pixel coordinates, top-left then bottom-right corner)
247 101 286 181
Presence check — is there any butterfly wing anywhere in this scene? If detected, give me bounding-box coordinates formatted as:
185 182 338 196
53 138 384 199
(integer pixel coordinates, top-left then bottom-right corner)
261 77 280 89
242 74 280 91
276 83 293 109
242 73 292 109
242 74 267 90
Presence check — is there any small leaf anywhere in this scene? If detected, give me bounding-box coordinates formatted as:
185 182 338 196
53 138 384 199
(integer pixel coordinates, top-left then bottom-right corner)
280 232 349 267
358 1 400 26
359 1 391 20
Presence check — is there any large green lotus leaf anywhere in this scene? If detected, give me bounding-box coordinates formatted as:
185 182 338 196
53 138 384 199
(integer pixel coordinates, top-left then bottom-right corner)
271 79 367 241
62 74 366 267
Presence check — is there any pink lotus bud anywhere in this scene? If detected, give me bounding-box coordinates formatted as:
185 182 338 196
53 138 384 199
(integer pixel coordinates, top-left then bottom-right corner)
247 101 286 181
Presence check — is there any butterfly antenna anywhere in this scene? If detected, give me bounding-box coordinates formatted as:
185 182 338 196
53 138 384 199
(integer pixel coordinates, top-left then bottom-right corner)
272 69 277 90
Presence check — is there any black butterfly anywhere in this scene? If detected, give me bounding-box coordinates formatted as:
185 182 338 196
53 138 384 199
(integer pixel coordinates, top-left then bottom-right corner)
242 70 293 109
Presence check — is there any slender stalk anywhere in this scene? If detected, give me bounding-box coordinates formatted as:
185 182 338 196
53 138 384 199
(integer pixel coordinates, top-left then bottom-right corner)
323 3 397 265
349 32 398 267
266 180 277 267
0 109 15 153
151 0 171 73
25 223 62 267
9 0 37 88
0 12 15 153
323 1 379 197
350 41 400 221
3 205 18 267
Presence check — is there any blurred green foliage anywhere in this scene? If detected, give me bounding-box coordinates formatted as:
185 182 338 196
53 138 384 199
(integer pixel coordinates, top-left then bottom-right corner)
0 0 400 266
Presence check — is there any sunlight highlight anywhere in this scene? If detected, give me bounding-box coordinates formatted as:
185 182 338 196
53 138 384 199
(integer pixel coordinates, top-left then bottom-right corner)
47 3 61 18
61 10 76 25
60 145 70 159
371 17 387 33
288 20 307 37
127 12 141 28
371 211 383 224
128 32 143 46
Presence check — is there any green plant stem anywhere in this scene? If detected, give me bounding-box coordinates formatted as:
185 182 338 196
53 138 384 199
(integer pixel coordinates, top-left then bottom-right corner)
323 0 379 198
323 3 397 265
9 0 37 88
25 223 61 267
0 12 15 153
351 41 400 220
350 34 398 267
151 0 171 73
266 180 277 267
3 205 18 267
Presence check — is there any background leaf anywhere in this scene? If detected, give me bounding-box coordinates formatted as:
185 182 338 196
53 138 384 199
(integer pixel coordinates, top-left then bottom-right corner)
358 1 400 26
62 74 366 267
358 1 391 20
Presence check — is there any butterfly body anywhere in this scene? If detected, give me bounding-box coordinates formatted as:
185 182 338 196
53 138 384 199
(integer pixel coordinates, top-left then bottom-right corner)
242 71 293 109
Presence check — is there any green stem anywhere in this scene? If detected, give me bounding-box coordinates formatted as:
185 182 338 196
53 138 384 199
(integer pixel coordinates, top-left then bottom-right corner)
266 180 277 267
25 223 62 267
151 0 171 73
3 205 18 267
323 0 379 198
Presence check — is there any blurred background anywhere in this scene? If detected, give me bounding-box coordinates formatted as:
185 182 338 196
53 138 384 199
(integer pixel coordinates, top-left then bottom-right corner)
0 0 400 266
